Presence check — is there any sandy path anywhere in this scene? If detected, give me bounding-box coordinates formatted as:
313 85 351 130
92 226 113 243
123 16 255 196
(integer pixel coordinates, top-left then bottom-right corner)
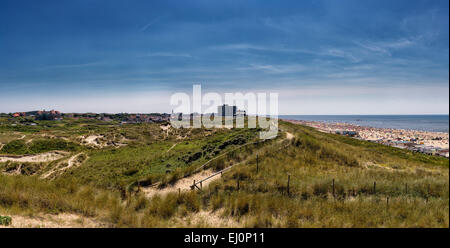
0 151 68 163
143 169 219 198
66 153 83 169
160 125 170 131
145 130 292 198
41 153 86 179
166 143 178 153
160 124 170 138
286 132 294 140
0 213 106 228
84 135 103 146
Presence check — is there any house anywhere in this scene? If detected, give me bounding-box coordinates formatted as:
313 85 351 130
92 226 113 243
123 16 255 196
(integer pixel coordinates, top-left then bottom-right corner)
12 112 26 117
35 110 62 120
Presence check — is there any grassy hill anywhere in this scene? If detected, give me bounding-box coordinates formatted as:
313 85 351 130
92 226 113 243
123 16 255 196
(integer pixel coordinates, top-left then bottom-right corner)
0 120 448 227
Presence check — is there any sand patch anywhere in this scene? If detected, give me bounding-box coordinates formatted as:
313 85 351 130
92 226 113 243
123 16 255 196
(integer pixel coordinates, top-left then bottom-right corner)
41 153 87 179
143 169 220 198
286 132 294 140
160 124 170 131
0 151 68 163
83 135 104 147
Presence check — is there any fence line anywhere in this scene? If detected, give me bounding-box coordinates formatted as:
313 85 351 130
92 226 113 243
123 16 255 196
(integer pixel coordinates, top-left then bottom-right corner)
192 140 263 174
191 135 293 190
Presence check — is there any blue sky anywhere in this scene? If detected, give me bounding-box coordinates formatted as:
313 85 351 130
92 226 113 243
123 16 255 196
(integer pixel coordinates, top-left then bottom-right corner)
0 0 448 114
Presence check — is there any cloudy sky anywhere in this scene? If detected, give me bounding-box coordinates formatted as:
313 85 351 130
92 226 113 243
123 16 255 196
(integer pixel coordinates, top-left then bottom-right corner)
0 0 448 114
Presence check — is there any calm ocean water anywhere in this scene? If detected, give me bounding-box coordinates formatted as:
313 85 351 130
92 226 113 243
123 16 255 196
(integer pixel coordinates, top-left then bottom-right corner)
279 115 449 133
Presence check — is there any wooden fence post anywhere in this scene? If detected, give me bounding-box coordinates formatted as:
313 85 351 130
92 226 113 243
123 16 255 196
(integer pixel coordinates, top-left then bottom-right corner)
287 175 290 196
200 181 203 189
386 196 389 208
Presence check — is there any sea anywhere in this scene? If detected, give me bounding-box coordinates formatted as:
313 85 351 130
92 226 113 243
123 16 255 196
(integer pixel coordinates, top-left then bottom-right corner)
279 115 449 133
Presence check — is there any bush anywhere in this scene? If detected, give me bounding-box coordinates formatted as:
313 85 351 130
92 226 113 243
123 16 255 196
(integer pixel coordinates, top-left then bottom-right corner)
28 139 80 154
1 140 28 154
0 216 12 226
1 139 80 155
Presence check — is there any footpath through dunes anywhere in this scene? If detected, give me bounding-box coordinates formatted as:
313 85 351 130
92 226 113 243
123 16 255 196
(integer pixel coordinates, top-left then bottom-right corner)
143 168 216 198
286 132 294 140
166 142 178 153
0 151 69 163
83 135 104 147
143 131 295 198
41 152 87 179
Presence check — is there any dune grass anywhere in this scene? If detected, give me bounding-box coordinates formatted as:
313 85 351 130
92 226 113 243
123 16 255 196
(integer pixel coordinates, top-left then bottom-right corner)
0 120 448 227
58 127 260 190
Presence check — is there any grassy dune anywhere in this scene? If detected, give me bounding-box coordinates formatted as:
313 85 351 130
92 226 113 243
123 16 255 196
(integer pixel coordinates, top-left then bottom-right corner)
0 120 448 227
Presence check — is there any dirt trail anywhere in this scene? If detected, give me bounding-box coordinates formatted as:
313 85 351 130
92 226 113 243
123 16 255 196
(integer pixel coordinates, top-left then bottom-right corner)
83 135 104 147
166 143 178 153
160 124 171 138
143 169 218 198
145 130 293 198
0 151 68 163
286 132 294 140
160 125 170 131
0 213 106 228
41 153 86 179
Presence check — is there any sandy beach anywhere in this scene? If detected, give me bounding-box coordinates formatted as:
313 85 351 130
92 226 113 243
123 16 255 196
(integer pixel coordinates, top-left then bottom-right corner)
285 119 449 157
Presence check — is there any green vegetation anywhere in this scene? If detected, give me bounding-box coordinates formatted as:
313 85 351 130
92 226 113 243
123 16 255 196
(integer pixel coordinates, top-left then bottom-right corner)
59 127 260 189
1 139 81 155
0 119 448 227
0 215 12 226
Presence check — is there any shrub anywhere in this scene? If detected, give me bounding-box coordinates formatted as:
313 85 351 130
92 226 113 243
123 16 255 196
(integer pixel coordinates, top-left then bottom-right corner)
28 139 80 154
179 191 201 212
1 139 80 155
0 216 12 226
1 140 28 154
